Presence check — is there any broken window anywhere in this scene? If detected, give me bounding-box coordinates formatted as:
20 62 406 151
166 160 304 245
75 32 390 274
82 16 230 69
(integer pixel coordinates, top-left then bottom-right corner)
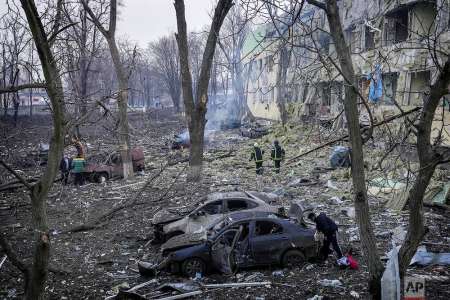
200 200 223 215
226 199 248 212
384 9 409 45
364 25 375 50
254 221 283 236
408 71 431 106
345 25 361 53
382 73 398 105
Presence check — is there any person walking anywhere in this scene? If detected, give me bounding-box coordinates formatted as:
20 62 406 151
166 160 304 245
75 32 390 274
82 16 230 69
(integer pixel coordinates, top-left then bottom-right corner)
71 155 86 186
308 212 343 261
249 142 264 175
270 140 285 173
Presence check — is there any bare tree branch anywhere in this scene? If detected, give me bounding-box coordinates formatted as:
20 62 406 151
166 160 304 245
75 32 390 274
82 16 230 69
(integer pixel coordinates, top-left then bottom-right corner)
0 159 34 190
0 82 46 94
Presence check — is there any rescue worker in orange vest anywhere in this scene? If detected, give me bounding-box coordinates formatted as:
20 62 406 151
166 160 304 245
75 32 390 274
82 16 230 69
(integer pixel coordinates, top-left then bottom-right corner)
270 140 285 173
249 142 264 175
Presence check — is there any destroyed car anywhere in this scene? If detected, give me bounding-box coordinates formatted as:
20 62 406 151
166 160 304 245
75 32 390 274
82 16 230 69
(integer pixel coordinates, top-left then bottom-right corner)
157 211 318 277
240 123 270 139
171 131 190 150
171 130 212 150
151 191 282 242
83 147 145 182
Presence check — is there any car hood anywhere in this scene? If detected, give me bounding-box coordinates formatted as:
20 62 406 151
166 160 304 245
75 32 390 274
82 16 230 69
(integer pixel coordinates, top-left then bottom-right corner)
152 209 185 225
161 231 207 253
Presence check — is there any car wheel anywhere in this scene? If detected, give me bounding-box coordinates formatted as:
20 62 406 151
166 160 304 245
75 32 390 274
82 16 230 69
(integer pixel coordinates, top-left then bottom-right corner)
98 172 108 183
181 258 206 278
282 249 306 267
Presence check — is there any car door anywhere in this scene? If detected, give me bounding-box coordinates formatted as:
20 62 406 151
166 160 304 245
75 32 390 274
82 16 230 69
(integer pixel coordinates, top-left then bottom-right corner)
249 220 292 264
211 227 242 274
186 200 224 233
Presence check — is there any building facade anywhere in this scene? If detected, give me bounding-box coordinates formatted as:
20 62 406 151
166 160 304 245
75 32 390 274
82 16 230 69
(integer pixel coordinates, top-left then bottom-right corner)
244 0 450 142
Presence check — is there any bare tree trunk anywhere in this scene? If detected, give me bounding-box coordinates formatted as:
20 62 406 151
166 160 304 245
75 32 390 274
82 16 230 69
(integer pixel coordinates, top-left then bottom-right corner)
275 47 290 125
82 0 133 179
307 0 384 297
107 38 133 178
170 89 181 112
29 87 33 117
13 93 19 126
19 0 66 299
398 58 450 276
174 0 233 181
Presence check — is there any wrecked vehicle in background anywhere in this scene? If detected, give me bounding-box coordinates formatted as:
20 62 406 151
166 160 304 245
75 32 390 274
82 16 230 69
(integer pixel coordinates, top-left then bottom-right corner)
151 191 282 243
170 130 212 150
149 211 318 277
83 147 145 182
171 131 190 150
240 122 270 139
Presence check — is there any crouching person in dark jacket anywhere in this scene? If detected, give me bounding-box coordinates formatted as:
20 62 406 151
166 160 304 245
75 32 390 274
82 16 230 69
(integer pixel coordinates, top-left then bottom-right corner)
308 212 343 261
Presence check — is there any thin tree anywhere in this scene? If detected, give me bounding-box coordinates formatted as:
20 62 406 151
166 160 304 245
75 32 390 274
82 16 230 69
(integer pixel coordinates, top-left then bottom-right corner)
174 0 234 181
81 0 134 178
305 0 384 296
0 0 67 298
217 2 254 121
148 35 182 112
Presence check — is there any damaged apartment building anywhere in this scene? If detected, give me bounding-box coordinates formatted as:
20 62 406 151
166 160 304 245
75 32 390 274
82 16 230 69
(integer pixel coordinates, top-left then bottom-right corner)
244 0 450 141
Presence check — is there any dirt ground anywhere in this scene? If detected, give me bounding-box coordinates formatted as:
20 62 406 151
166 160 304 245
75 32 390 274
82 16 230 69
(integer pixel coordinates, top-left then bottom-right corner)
1 110 449 299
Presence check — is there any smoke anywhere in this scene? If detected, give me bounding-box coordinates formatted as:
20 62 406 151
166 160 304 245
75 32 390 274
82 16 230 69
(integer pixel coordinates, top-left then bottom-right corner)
206 93 241 130
177 130 190 143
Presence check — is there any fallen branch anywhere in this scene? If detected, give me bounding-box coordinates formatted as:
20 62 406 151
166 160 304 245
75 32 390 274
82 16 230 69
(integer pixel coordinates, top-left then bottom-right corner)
0 178 40 192
287 107 421 165
63 163 171 233
0 160 34 191
0 82 47 94
155 291 203 300
0 234 30 287
0 254 6 269
202 281 272 288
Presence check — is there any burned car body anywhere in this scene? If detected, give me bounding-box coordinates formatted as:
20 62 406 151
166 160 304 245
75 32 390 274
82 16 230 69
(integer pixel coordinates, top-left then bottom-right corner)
171 132 190 150
151 191 281 242
83 147 145 181
159 211 318 277
171 130 212 150
240 123 270 139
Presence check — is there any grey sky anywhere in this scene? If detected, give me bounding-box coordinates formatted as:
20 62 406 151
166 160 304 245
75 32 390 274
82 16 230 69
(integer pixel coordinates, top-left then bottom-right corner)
117 0 213 47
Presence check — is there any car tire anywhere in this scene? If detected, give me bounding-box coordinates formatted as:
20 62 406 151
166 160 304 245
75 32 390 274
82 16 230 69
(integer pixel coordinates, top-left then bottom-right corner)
282 249 306 268
181 258 206 278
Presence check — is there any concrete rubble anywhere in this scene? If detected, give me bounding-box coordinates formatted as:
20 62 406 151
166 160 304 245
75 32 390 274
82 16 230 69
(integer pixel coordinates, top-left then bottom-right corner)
1 112 449 299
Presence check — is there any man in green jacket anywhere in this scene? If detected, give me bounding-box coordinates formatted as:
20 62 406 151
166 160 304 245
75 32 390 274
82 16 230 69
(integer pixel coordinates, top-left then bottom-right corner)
71 155 86 186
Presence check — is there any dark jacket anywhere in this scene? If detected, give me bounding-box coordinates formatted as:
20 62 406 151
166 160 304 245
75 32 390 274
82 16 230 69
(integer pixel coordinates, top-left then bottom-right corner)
271 145 285 161
250 147 264 162
59 157 72 172
314 212 338 236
